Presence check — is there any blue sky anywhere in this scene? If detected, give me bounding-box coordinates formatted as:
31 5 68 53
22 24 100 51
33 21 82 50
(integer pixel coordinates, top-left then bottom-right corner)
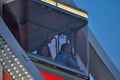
74 0 120 72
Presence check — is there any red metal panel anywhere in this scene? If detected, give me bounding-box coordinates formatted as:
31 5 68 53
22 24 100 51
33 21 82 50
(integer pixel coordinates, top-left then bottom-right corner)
3 70 66 80
39 70 66 80
3 71 11 80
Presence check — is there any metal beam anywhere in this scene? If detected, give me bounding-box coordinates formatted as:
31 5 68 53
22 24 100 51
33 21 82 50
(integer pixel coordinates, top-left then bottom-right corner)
88 28 120 80
0 17 44 80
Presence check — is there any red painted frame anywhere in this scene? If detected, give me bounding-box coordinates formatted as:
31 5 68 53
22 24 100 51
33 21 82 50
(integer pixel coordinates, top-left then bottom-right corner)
3 70 66 80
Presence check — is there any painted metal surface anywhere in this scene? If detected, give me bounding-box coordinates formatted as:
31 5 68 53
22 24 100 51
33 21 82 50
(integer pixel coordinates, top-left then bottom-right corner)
0 17 44 80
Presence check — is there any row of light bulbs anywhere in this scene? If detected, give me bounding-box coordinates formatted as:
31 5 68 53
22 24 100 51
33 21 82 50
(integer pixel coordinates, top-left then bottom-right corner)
0 35 34 80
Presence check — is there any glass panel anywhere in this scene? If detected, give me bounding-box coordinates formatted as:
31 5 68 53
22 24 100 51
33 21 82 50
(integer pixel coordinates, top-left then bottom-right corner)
90 74 94 80
2 0 89 79
75 26 89 74
48 26 89 74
